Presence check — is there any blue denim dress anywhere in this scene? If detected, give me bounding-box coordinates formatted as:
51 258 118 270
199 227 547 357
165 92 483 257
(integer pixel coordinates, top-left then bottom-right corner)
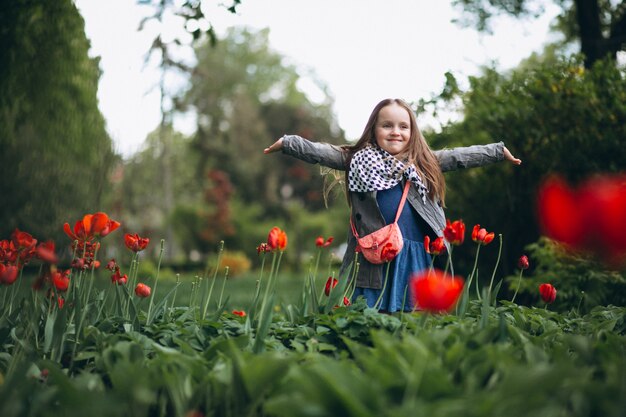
352 183 432 312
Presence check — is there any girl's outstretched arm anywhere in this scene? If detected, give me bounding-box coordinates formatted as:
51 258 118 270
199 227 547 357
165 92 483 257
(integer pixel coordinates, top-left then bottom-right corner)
264 135 347 171
435 142 521 172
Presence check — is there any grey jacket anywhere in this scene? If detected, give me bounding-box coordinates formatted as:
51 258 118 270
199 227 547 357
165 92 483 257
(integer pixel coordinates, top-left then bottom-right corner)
281 134 505 289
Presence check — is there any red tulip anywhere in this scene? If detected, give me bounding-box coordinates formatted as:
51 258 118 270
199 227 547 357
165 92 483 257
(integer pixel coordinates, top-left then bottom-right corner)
52 270 70 292
443 219 465 246
380 242 399 262
57 296 65 309
0 264 19 285
11 228 37 250
424 236 446 255
267 227 288 251
124 233 150 252
315 236 334 248
518 255 529 270
410 269 464 313
539 283 557 304
471 224 495 245
64 212 120 242
232 310 246 317
342 297 351 306
0 240 17 264
324 277 338 296
135 283 151 298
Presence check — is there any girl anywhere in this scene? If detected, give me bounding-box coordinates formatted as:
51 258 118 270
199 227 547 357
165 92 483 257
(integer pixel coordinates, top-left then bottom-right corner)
264 98 521 312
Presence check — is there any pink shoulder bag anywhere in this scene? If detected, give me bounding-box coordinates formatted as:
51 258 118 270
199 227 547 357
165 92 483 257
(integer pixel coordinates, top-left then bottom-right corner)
350 181 410 264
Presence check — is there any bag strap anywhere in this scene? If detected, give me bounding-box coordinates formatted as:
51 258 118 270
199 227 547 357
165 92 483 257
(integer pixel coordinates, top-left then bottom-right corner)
350 181 411 238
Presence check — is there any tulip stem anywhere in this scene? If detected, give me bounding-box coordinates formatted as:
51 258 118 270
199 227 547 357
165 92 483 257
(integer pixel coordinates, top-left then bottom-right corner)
374 262 392 310
510 269 524 304
146 239 164 325
486 234 503 304
202 241 224 320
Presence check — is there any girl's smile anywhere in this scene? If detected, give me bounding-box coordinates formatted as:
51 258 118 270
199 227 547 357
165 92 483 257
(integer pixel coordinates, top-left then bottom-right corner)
374 103 411 155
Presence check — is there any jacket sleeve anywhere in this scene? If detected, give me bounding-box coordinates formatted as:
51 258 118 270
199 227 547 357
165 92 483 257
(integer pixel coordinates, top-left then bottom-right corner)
434 141 505 172
281 135 347 171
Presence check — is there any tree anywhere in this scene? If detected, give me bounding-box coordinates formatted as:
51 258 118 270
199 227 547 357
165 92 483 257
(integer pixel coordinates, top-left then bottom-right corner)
0 0 115 242
453 0 626 67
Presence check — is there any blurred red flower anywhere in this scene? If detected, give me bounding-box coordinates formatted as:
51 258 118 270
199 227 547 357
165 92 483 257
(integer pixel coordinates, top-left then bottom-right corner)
52 270 70 292
471 224 495 245
324 277 338 296
410 269 464 313
36 241 58 264
315 236 334 248
111 270 128 285
267 227 288 251
424 236 446 255
539 283 557 304
538 175 626 267
443 219 465 246
124 233 150 252
232 310 246 317
256 243 271 255
0 264 19 285
135 283 151 298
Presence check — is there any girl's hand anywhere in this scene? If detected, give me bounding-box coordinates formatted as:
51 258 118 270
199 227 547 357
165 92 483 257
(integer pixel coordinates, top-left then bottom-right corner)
264 137 283 154
503 146 522 165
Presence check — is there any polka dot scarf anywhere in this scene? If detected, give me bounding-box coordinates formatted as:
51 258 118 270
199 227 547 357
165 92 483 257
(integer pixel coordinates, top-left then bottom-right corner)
348 145 428 204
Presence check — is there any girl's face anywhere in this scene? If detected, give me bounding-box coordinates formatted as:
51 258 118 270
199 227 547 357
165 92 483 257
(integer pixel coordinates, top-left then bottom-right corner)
374 103 411 155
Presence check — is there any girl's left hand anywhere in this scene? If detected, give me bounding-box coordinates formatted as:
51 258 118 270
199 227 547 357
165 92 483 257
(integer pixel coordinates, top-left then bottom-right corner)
503 146 522 165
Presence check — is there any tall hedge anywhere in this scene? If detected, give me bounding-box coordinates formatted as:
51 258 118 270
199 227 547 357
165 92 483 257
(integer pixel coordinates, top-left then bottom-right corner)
0 0 115 242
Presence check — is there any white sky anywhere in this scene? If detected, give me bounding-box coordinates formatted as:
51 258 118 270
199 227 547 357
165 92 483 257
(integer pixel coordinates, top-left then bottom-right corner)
75 0 560 157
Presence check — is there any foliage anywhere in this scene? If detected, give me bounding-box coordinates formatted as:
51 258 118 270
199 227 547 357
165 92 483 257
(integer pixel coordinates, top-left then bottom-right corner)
505 237 626 312
0 0 115 242
452 0 626 67
427 55 626 276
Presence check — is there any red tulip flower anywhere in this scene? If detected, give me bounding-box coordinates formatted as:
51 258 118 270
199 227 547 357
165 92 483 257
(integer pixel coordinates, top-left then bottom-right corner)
410 269 464 313
57 296 65 310
12 228 37 251
64 212 120 242
135 283 151 298
518 255 529 270
380 242 399 262
539 283 557 304
0 264 19 285
124 233 150 252
232 310 246 317
424 236 446 255
324 277 338 296
342 297 351 306
267 227 288 251
443 219 465 246
315 236 334 248
471 224 495 245
51 270 70 292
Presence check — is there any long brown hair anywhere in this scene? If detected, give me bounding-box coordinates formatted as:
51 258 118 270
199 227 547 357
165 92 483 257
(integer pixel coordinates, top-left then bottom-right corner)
343 98 446 204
